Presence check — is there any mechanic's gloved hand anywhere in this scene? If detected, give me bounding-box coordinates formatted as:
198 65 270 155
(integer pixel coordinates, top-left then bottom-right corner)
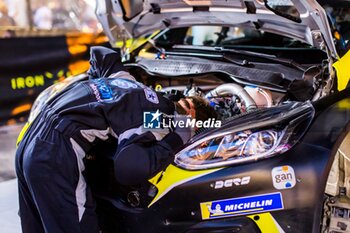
173 113 195 144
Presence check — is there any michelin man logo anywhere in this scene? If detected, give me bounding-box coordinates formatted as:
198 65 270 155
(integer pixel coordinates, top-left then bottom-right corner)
207 204 224 214
143 110 162 129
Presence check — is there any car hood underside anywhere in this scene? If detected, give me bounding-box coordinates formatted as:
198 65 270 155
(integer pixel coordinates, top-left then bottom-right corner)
96 0 338 57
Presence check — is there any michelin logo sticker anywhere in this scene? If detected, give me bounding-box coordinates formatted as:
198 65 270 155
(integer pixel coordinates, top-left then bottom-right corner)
200 192 283 220
272 165 296 190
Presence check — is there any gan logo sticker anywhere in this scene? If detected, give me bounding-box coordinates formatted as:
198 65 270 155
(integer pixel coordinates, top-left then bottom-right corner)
111 79 138 89
272 165 296 190
200 192 283 220
144 88 159 104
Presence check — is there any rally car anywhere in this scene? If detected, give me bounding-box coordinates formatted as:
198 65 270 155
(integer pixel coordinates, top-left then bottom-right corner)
27 0 350 232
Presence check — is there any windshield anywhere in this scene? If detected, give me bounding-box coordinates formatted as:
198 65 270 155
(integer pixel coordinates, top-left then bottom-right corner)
153 26 311 49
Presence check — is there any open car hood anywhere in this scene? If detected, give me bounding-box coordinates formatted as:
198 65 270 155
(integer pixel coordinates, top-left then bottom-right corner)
96 0 338 57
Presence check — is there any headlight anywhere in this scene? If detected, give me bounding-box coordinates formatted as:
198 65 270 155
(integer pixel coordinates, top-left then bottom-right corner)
175 101 314 170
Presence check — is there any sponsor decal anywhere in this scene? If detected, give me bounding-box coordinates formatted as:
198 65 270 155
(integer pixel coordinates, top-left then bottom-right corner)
90 79 113 101
110 79 138 89
10 70 70 90
271 165 296 190
144 88 159 104
200 192 283 220
212 176 251 189
143 110 221 129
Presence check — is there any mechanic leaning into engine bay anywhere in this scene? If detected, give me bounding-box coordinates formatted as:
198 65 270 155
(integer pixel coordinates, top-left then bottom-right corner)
15 46 217 233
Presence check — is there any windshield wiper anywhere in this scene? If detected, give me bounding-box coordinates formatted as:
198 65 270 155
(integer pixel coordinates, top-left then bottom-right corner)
172 45 306 71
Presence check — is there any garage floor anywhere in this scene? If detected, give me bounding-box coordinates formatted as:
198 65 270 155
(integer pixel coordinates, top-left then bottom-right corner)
0 124 22 182
0 180 21 233
0 124 24 233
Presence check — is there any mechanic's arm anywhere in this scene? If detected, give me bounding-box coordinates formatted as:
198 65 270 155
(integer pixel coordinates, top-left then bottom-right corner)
114 131 186 186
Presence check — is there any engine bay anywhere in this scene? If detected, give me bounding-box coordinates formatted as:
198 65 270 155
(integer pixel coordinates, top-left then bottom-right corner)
126 56 327 121
160 82 285 121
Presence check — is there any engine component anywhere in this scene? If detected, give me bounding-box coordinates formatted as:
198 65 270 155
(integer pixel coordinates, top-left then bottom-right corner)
244 86 273 107
157 79 279 120
207 96 241 120
205 83 257 111
163 89 185 101
184 85 204 97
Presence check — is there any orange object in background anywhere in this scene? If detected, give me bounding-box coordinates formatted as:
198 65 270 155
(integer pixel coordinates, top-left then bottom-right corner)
0 33 108 126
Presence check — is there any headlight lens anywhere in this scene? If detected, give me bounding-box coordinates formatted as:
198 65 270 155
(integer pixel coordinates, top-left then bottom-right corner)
175 101 314 170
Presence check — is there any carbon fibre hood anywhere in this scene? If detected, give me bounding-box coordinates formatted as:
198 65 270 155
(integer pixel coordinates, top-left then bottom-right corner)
96 0 338 58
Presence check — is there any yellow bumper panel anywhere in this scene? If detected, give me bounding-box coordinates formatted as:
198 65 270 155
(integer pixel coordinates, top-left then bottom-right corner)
148 164 222 207
333 50 350 91
248 212 285 233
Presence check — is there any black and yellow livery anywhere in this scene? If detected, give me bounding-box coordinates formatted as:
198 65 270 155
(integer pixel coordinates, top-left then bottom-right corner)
85 86 350 233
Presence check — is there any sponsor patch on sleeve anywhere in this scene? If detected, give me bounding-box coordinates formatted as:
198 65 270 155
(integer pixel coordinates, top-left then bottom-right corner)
144 88 159 104
200 192 283 220
110 79 138 89
90 79 113 101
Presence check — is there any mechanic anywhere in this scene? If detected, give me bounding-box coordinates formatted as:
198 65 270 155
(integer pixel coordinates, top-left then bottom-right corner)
15 46 217 233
